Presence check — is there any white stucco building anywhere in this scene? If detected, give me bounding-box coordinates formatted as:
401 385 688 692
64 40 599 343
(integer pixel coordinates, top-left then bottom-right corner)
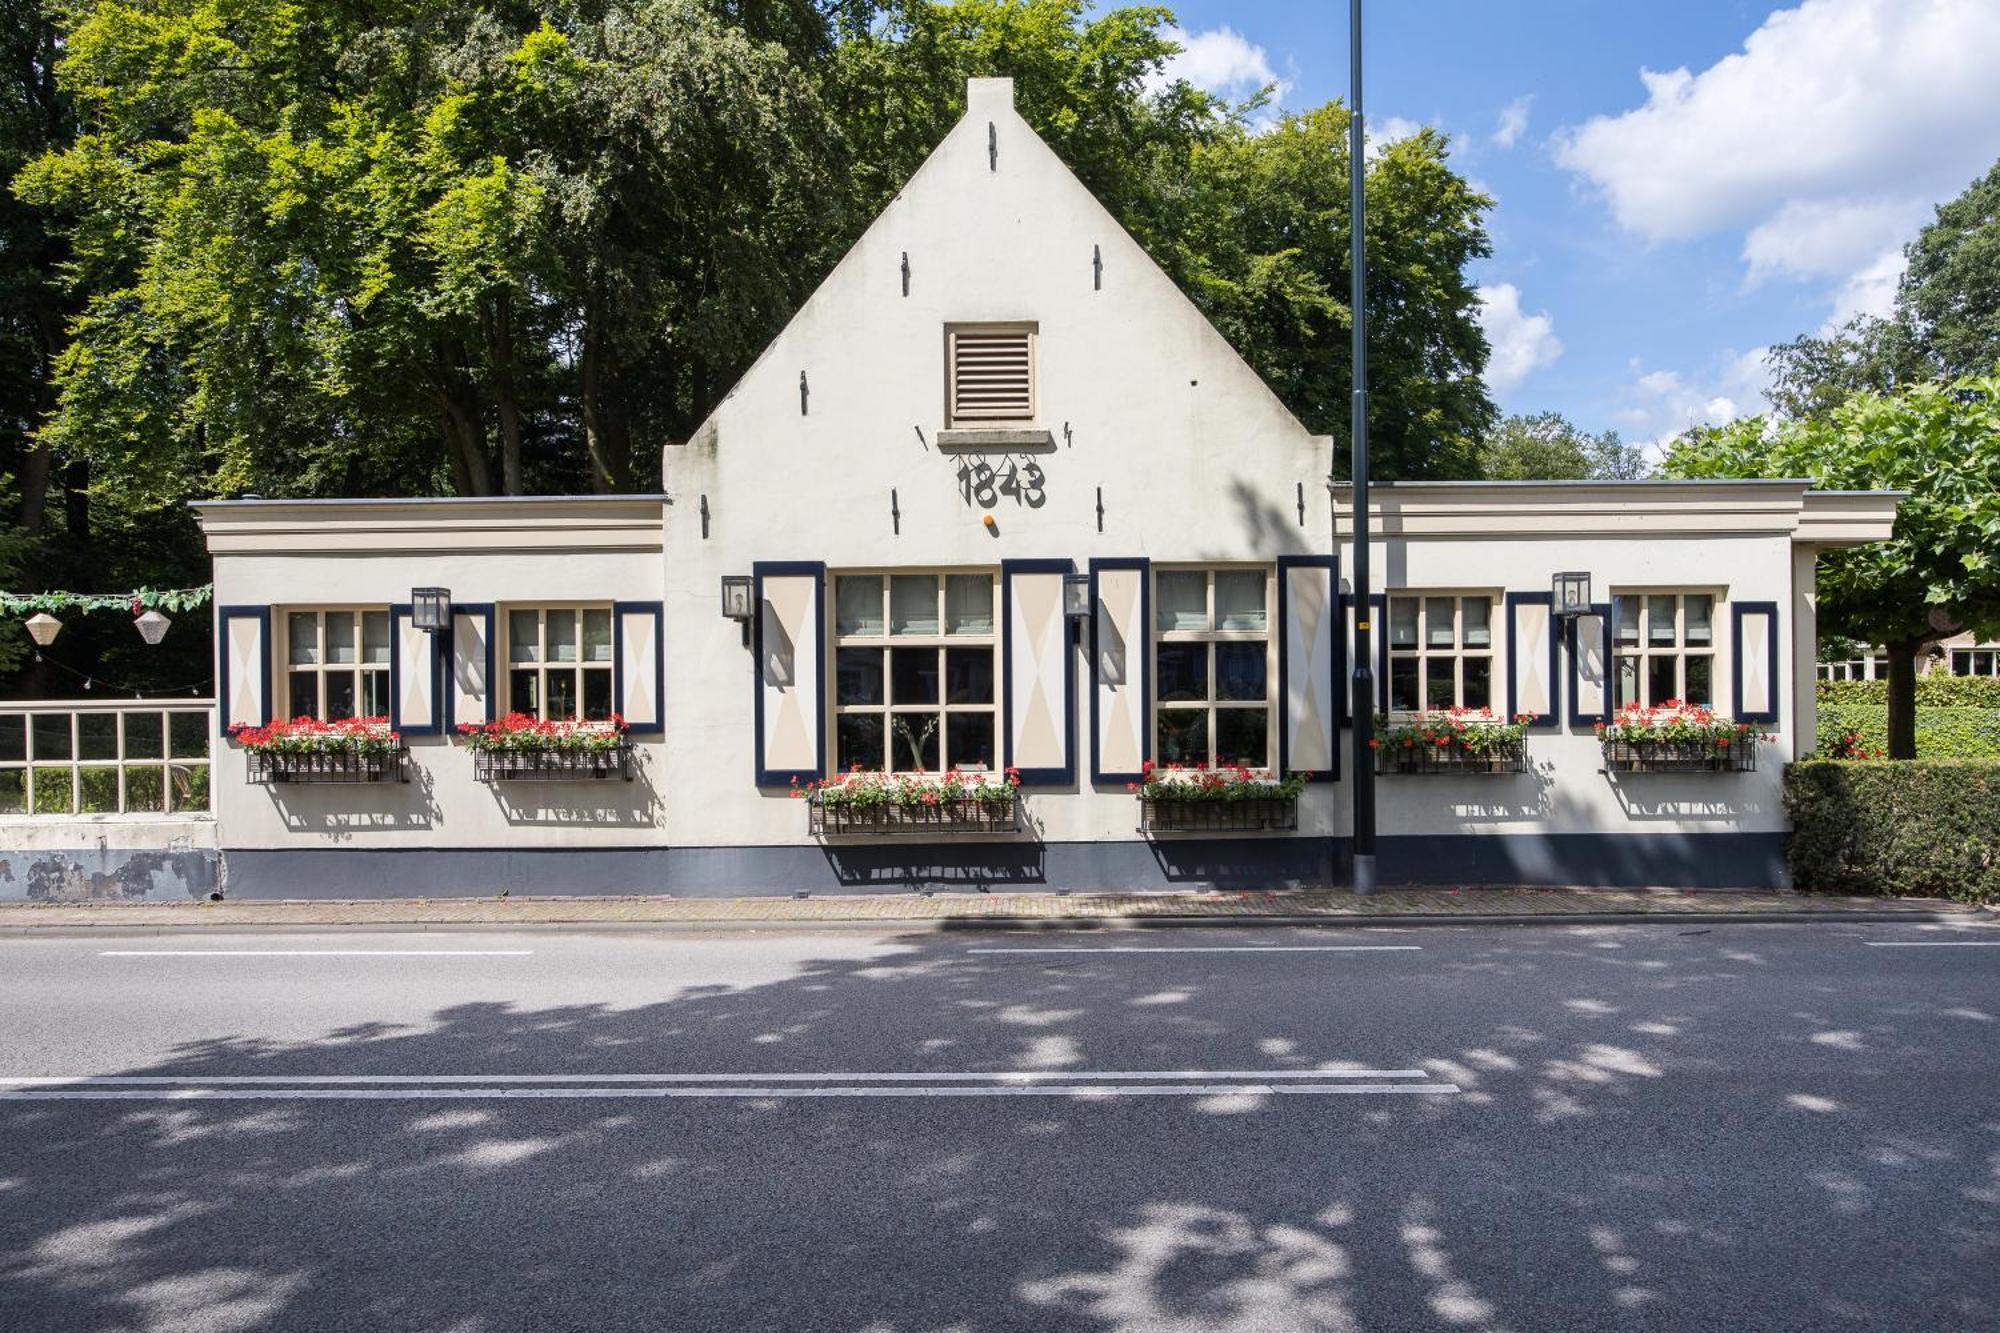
193 79 1898 897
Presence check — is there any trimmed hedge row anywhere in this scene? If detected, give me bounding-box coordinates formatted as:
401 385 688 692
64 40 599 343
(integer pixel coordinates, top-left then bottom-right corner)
1786 760 2000 903
1818 676 2000 707
1818 703 2000 759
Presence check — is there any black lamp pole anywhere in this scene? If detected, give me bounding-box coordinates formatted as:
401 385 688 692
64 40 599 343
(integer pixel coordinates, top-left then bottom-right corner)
1348 0 1377 894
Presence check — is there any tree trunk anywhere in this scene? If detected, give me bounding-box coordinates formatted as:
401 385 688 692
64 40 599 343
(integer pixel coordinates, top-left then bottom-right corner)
17 304 66 533
438 388 494 496
484 293 524 495
1885 637 1922 760
62 458 90 543
580 300 631 493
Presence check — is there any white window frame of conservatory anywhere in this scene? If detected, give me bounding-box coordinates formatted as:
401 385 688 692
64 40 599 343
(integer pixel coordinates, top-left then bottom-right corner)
1384 589 1501 715
280 606 392 722
1951 646 2000 677
829 569 1002 775
501 603 617 722
1151 565 1278 772
1610 588 1724 709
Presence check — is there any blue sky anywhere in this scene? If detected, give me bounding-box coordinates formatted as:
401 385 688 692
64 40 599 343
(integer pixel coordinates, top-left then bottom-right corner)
1150 0 2000 452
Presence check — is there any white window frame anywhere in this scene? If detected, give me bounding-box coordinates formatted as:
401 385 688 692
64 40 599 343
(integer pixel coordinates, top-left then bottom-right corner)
282 607 392 721
1152 566 1277 771
831 570 1001 774
1611 590 1722 709
944 323 1037 428
1951 647 2000 677
503 604 616 721
1385 591 1499 714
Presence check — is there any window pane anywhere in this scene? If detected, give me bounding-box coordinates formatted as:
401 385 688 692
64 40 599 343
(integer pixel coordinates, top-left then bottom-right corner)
1425 597 1456 648
583 668 613 720
1156 644 1208 702
125 711 164 760
288 612 319 665
0 714 22 762
1952 652 1970 675
325 671 357 721
510 671 538 717
890 575 940 635
361 670 389 718
1215 571 1267 631
362 611 391 665
1156 709 1209 768
945 648 993 705
1156 571 1208 631
1685 654 1713 707
946 575 994 635
583 609 613 663
1647 595 1678 646
1464 656 1493 711
326 613 357 665
1425 663 1455 711
889 713 940 771
1214 643 1266 702
169 712 207 758
1389 657 1419 713
1613 596 1641 647
547 669 580 719
1388 597 1418 648
1648 655 1678 705
31 714 70 760
1615 656 1640 709
289 673 318 720
838 714 884 772
836 577 884 636
891 647 939 705
1684 595 1713 647
549 610 579 663
509 610 541 663
837 648 884 706
1215 709 1268 767
79 713 117 762
947 713 995 772
1462 598 1492 649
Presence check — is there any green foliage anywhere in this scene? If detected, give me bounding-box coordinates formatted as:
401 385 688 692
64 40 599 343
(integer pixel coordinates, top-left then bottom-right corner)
1479 411 1648 481
1817 703 2000 760
1818 675 2000 708
1785 759 2000 903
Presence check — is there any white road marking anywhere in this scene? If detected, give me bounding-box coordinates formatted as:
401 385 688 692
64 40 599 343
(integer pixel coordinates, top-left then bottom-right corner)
0 1083 1459 1101
967 945 1421 954
0 1068 1430 1085
1864 941 2000 948
97 950 534 957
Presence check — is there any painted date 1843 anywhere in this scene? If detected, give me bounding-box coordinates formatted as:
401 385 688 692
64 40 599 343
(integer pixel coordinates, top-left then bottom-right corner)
957 457 1047 508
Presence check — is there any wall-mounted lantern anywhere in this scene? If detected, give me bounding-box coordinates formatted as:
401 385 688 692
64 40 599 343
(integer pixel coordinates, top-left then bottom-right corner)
411 587 452 633
1063 573 1091 642
721 574 755 646
1552 571 1592 620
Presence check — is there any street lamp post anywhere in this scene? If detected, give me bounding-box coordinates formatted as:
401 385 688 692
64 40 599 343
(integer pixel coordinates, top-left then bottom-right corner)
1348 0 1377 894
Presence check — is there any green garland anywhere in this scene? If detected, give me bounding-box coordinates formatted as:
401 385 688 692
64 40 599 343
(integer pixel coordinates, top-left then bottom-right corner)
0 585 213 616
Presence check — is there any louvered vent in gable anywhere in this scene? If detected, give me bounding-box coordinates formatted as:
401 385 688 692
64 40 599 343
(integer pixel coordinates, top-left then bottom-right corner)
947 326 1036 426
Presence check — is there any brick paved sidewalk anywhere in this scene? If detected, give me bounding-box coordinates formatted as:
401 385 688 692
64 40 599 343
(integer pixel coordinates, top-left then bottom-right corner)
0 887 1987 931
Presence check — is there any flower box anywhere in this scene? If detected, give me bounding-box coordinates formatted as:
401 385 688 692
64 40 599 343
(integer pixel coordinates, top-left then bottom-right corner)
1597 703 1766 773
1141 796 1298 832
801 768 1022 837
459 715 633 783
232 718 407 785
1377 740 1529 775
1373 709 1534 776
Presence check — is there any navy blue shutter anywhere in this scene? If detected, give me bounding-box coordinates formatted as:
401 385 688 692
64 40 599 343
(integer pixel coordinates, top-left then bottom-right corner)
1505 591 1561 729
1087 557 1149 785
388 603 442 736
1567 602 1613 728
1730 602 1781 724
613 601 665 735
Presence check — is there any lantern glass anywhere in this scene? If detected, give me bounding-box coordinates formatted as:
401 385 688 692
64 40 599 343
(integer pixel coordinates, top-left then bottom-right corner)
135 609 172 645
411 587 452 632
720 575 755 622
1553 571 1591 618
25 612 61 647
1063 572 1091 622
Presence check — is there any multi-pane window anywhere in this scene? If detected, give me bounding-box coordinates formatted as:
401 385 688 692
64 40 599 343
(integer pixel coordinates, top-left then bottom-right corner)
1952 647 2000 676
834 572 998 772
946 325 1035 426
1819 654 1889 681
1387 593 1494 712
1612 592 1716 708
1153 568 1274 769
285 609 390 720
507 606 614 720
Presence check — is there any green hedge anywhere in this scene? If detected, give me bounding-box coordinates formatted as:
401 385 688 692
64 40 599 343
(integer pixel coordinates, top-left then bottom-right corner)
1786 760 2000 903
1818 676 2000 707
1818 703 2000 759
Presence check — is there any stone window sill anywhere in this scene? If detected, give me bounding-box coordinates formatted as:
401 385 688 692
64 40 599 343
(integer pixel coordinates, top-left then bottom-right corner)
936 428 1054 453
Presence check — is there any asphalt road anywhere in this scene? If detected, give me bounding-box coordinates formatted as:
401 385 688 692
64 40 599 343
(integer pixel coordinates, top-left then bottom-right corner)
0 919 1994 1332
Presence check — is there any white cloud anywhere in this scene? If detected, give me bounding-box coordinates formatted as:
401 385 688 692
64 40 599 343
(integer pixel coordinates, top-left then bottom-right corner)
1553 0 2000 319
1492 96 1532 149
1612 350 1774 456
1476 284 1563 394
1151 26 1287 102
1825 247 1908 325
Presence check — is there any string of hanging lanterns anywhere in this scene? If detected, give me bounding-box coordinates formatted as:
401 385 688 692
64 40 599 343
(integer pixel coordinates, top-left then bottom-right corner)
1 585 213 648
